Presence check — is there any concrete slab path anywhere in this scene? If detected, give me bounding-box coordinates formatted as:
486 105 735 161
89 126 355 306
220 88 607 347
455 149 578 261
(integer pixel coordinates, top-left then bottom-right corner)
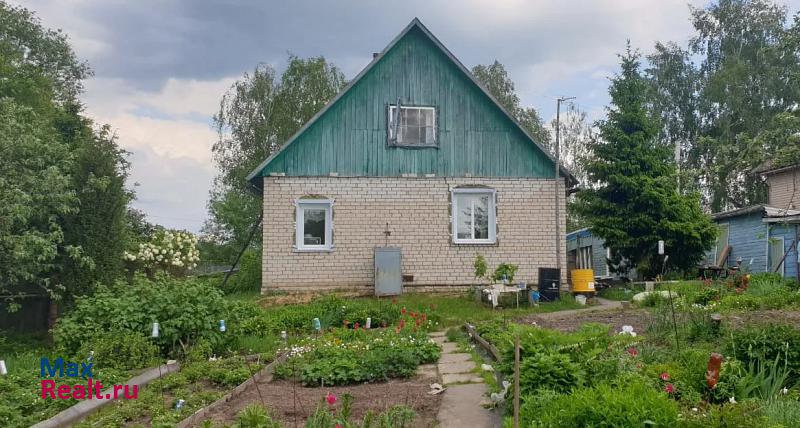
431 331 500 428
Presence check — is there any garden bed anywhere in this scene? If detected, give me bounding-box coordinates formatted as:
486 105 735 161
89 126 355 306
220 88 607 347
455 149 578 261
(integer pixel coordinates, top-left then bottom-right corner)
516 307 652 333
190 374 441 427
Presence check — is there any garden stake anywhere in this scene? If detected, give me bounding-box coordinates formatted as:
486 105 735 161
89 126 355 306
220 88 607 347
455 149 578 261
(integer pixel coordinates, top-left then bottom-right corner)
662 255 680 352
513 335 520 428
151 322 165 405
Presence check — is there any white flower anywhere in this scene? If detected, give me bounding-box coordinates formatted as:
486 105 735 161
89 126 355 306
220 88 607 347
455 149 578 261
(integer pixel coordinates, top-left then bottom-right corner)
729 397 736 404
781 387 789 395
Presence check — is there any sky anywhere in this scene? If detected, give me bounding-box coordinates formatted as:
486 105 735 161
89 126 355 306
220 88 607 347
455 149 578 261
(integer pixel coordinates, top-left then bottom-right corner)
14 0 800 232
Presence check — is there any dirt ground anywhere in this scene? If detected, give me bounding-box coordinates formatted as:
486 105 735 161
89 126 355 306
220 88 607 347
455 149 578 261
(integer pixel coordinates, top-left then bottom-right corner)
516 307 653 334
190 375 442 427
515 306 800 334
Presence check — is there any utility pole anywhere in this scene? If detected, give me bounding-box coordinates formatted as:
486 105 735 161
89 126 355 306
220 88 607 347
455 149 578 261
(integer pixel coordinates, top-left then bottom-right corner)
554 96 575 286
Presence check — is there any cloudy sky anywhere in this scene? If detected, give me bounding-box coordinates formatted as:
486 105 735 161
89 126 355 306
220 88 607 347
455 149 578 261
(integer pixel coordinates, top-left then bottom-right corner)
14 0 800 232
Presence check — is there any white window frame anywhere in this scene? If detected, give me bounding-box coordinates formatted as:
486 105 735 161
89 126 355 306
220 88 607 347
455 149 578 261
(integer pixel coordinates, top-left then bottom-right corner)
294 199 333 251
605 247 612 277
451 188 496 244
388 105 437 147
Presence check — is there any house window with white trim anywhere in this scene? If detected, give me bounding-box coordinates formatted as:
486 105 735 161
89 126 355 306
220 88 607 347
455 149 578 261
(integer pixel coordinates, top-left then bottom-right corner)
452 189 496 244
388 105 436 147
295 199 333 251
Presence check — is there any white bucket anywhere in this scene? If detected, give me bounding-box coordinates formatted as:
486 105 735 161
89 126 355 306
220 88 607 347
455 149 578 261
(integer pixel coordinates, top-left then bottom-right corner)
575 295 587 306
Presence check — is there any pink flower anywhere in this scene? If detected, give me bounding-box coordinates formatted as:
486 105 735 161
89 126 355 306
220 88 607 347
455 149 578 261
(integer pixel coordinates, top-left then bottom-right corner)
326 392 336 406
354 322 360 329
401 307 407 315
660 372 670 381
336 425 342 428
664 383 675 394
627 347 639 357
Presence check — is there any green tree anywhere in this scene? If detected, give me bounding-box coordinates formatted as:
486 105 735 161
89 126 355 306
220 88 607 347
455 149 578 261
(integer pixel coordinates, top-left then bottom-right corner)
647 0 798 211
205 55 346 250
577 48 716 278
0 2 131 317
0 99 77 310
472 61 551 147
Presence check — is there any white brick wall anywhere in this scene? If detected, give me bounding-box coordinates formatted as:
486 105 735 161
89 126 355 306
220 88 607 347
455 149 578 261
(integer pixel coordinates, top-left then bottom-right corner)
262 176 567 293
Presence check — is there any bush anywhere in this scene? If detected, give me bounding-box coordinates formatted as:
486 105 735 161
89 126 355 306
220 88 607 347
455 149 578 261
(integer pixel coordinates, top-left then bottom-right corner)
517 382 679 427
519 351 584 394
54 275 230 357
226 249 262 294
728 325 800 382
78 331 159 370
232 404 281 428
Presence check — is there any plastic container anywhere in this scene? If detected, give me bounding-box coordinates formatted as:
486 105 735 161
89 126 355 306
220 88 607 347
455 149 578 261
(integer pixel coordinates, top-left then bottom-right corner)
571 269 596 295
575 295 587 305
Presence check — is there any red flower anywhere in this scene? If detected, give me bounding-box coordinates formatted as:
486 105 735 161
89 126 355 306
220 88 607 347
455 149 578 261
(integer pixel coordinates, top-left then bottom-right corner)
354 322 360 329
664 383 675 394
627 347 638 357
399 319 406 328
401 307 407 315
410 311 416 318
636 363 643 369
660 372 670 381
326 392 337 406
395 326 401 334
421 314 427 322
336 425 342 428
415 319 421 326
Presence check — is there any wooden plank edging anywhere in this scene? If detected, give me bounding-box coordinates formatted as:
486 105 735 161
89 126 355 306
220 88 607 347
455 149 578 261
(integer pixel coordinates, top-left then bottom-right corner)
464 323 502 362
176 353 287 428
31 362 181 428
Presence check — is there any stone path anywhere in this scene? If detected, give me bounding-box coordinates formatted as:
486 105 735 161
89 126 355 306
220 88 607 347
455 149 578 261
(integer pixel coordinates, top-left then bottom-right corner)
430 331 500 428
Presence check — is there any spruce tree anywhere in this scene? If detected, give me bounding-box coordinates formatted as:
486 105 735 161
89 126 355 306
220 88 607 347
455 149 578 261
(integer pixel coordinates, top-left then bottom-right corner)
577 46 716 278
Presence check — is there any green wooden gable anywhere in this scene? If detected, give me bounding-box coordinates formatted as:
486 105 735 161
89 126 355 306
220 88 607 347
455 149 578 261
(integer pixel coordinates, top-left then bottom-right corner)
247 18 576 188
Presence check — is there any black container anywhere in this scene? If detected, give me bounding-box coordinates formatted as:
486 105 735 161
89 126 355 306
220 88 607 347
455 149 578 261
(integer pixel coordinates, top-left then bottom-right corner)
538 268 561 302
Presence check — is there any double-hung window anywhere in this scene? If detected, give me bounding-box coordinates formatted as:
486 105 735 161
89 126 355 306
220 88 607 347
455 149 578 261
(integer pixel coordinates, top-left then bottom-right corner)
388 105 436 147
452 189 496 244
295 199 333 251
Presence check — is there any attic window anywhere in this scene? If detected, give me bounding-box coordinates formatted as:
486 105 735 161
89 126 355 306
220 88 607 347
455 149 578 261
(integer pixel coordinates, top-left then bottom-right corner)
388 105 436 147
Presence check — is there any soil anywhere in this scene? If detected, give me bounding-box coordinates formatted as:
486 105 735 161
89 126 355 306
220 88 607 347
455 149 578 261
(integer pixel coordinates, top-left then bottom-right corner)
516 308 652 334
189 376 442 427
515 306 800 334
724 309 800 329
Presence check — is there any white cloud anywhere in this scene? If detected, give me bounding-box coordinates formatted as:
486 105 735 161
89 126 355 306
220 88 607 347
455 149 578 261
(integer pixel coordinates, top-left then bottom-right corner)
80 76 236 231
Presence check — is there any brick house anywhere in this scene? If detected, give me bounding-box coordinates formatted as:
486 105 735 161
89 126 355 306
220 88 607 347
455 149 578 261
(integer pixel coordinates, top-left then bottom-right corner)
247 19 577 293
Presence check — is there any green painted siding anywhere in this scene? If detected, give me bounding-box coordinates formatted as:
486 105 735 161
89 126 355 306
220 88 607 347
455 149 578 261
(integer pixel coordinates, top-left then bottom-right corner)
261 26 557 178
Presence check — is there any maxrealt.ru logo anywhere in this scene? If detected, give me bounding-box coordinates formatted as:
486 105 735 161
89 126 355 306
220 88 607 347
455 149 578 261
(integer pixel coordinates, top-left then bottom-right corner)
40 357 138 400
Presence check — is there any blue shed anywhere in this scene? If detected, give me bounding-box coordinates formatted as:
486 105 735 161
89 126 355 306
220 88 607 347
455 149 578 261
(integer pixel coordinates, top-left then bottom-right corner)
706 205 800 279
566 228 634 283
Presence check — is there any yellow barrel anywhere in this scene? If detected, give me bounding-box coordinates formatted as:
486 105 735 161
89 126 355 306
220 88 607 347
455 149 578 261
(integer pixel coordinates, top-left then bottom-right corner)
571 269 596 294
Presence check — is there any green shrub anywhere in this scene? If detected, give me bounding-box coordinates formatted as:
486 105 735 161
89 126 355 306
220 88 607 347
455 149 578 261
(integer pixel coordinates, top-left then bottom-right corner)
519 351 584 394
492 263 519 283
232 404 281 428
78 331 159 370
54 274 230 357
728 325 800 382
516 382 679 427
226 249 262 294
